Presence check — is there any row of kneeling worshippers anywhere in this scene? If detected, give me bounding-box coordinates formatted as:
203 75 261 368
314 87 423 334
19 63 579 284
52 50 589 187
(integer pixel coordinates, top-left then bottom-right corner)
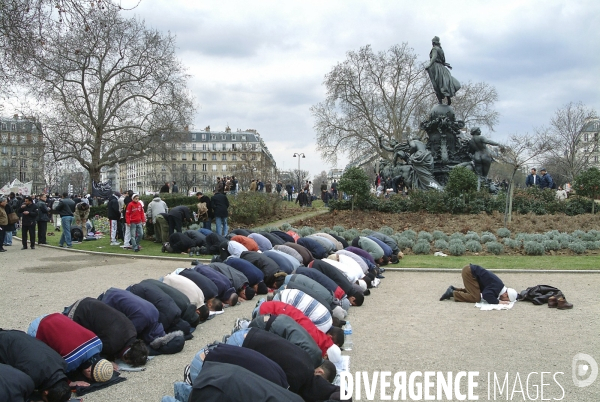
158 228 401 401
1 226 398 401
0 260 264 402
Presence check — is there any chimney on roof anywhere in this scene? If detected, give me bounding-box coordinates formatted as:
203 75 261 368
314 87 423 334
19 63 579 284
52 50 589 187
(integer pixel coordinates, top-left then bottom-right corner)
13 114 18 119
184 125 189 131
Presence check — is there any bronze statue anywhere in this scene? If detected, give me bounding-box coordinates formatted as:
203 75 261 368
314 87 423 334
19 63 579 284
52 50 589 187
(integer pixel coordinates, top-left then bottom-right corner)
467 127 503 178
425 36 461 105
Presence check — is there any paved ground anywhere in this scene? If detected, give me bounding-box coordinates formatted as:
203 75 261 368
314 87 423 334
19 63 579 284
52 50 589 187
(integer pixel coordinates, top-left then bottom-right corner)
1 246 599 401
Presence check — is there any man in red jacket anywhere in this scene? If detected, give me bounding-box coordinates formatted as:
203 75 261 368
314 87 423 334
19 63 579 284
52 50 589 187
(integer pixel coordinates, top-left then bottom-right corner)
125 194 146 252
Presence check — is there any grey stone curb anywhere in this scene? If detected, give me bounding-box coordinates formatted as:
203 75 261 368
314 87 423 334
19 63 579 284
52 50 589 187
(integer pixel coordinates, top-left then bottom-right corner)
35 243 212 263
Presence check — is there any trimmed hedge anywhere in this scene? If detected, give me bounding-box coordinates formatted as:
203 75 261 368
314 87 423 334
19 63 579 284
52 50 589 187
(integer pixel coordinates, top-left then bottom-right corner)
328 187 594 216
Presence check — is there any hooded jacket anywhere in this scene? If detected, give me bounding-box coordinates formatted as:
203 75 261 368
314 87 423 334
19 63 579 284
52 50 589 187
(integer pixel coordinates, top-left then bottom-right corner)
240 251 281 287
107 194 121 220
297 237 328 259
125 200 146 224
224 258 263 287
128 282 187 334
189 361 303 402
146 197 168 220
0 363 35 402
193 265 236 302
141 279 199 327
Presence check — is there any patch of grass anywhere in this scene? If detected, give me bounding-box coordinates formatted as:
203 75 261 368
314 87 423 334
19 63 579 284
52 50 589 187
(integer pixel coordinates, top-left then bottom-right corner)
388 255 600 270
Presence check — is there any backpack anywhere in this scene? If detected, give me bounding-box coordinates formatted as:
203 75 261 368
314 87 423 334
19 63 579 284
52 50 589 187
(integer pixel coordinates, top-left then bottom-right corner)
197 202 208 220
51 199 62 212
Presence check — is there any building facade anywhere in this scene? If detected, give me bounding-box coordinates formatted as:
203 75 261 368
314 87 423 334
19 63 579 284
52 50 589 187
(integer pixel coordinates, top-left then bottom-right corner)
111 127 277 194
0 115 45 193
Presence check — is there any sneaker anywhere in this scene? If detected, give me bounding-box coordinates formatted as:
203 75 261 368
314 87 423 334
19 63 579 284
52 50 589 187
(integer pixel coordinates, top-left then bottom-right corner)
161 244 166 253
110 241 121 246
222 334 230 343
134 249 140 253
232 317 249 333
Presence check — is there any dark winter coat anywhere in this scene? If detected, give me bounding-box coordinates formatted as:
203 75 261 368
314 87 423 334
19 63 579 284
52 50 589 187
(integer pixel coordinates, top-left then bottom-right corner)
262 250 295 274
107 194 121 220
470 264 505 304
54 197 75 217
210 192 229 218
242 328 339 401
178 269 219 301
519 285 564 305
193 265 236 302
240 251 281 287
311 259 355 296
102 287 165 344
287 274 334 311
68 297 137 360
260 231 285 246
0 363 35 402
250 314 322 368
140 279 199 327
184 230 206 247
297 237 328 259
329 233 349 249
271 230 295 243
189 361 303 402
208 262 250 291
224 258 263 287
168 206 193 222
295 267 340 296
203 344 289 389
35 200 50 222
367 235 393 257
128 282 189 334
0 329 68 391
284 242 314 266
18 202 38 227
369 232 399 254
169 232 195 253
205 232 228 254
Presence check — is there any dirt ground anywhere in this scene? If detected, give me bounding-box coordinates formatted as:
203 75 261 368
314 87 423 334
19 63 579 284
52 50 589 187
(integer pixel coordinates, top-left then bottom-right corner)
298 210 600 236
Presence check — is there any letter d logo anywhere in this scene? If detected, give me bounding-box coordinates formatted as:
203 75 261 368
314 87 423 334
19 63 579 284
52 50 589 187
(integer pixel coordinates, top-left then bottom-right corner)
572 353 598 387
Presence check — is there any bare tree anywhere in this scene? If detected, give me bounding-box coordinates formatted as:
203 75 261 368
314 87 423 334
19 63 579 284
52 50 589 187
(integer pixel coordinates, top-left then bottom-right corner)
497 133 551 226
539 102 599 182
312 170 328 187
289 169 309 192
311 44 431 165
12 5 194 189
446 81 499 133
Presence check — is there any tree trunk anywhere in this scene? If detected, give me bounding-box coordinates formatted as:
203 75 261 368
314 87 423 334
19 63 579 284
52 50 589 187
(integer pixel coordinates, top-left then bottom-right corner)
89 165 101 196
351 195 354 211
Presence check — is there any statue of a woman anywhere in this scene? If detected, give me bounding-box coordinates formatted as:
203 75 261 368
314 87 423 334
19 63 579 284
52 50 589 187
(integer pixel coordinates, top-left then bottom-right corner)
425 36 461 105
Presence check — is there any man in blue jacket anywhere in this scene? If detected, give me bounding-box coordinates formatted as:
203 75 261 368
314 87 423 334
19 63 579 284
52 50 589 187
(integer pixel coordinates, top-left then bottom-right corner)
539 168 555 190
440 264 518 304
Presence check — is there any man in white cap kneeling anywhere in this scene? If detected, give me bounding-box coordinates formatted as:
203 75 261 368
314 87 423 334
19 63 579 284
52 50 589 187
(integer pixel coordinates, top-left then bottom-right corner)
440 264 518 304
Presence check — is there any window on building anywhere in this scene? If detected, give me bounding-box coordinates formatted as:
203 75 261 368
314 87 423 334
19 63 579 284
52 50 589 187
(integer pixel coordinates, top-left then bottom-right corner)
202 144 207 151
222 165 227 172
192 153 197 161
191 133 196 141
11 147 16 155
242 154 246 160
1 146 6 154
192 164 197 171
11 124 16 131
203 174 207 181
222 143 227 151
241 135 246 141
171 153 176 160
212 154 217 161
192 144 196 150
232 154 237 161
192 175 196 182
212 143 217 151
211 135 216 140
1 159 6 167
585 133 589 142
202 153 207 160
231 143 236 151
33 161 39 168
202 164 207 172
212 165 217 171
172 163 177 171
11 159 17 167
252 143 256 150
251 154 256 160
182 153 187 160
182 164 187 170
161 165 166 171
161 153 166 160
1 123 6 130
202 134 206 140
20 159 26 168
222 154 227 161
162 174 166 182
595 156 599 163
182 144 187 150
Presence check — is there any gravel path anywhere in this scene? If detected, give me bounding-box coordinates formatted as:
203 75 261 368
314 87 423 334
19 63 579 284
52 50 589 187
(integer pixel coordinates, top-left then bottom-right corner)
1 246 598 401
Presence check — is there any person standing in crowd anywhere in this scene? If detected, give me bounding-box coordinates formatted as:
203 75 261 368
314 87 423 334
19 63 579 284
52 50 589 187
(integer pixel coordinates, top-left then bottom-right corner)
36 194 50 245
147 194 169 242
18 196 39 250
331 179 338 200
196 192 212 230
55 192 75 248
556 186 567 201
276 180 283 196
539 168 555 190
126 194 146 253
286 182 293 201
211 187 229 236
172 181 179 193
74 199 90 239
0 196 10 252
107 191 122 246
160 182 170 193
4 192 18 246
525 167 540 187
265 180 272 193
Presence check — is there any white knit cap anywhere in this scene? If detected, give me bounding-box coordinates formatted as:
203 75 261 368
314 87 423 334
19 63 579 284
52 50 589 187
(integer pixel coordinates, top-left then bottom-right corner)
498 286 508 299
358 279 367 292
506 288 518 302
326 344 342 363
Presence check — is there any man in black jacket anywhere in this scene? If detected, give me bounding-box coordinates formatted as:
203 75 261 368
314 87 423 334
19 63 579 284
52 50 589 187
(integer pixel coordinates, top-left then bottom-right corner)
168 206 193 236
440 264 518 304
55 192 76 248
211 189 229 236
107 192 122 246
36 194 50 245
18 196 38 250
0 329 72 402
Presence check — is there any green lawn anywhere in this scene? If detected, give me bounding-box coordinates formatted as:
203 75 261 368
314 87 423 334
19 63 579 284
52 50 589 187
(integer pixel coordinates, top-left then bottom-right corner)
389 255 600 270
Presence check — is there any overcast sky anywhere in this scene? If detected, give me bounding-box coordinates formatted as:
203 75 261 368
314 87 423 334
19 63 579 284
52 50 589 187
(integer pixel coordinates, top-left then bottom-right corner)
129 0 600 178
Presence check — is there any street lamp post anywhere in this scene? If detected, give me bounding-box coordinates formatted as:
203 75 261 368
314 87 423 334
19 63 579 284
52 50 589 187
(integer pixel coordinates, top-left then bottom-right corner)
293 152 305 191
